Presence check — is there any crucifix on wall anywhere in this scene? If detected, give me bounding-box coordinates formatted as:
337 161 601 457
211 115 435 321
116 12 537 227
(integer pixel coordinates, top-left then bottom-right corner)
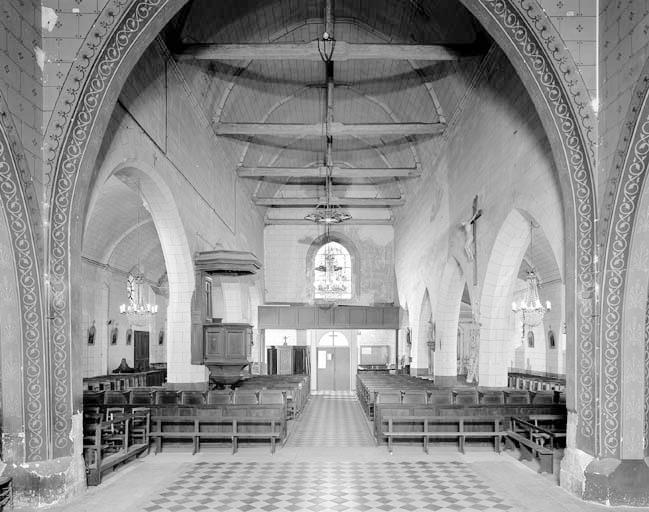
461 195 482 286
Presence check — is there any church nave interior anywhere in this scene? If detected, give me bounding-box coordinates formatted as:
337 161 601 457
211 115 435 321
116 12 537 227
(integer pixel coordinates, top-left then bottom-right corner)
1 0 648 510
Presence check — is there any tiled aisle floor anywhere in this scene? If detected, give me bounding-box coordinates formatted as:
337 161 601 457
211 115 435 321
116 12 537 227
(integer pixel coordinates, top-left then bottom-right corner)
140 460 513 512
32 392 649 512
286 391 375 447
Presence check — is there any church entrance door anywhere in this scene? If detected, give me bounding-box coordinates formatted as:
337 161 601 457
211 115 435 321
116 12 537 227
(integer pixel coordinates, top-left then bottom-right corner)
317 332 350 391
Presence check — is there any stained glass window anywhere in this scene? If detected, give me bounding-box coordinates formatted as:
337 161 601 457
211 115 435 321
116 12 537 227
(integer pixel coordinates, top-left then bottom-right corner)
126 272 137 306
314 242 351 300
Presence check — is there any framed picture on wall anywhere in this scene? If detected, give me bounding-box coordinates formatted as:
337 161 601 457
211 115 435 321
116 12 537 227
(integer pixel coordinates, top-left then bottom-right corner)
110 327 118 345
126 328 132 345
159 329 164 345
527 330 534 348
87 321 96 345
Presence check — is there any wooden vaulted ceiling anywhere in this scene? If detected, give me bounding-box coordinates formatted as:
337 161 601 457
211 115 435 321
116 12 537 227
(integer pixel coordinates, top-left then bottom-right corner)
169 0 489 224
83 0 492 284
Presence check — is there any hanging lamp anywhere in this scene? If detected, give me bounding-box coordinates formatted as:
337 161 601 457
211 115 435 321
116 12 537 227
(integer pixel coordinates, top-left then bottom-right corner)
305 3 351 226
119 178 158 320
511 222 551 333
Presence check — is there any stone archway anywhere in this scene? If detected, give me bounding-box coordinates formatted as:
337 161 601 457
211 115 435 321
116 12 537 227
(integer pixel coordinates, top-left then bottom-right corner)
583 55 649 499
435 258 467 384
417 289 433 376
598 55 649 461
106 162 199 384
43 0 595 464
0 93 48 463
479 209 530 386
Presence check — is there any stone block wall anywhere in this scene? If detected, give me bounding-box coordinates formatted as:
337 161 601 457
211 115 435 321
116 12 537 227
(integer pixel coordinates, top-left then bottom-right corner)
537 0 597 99
0 0 42 194
599 1 649 203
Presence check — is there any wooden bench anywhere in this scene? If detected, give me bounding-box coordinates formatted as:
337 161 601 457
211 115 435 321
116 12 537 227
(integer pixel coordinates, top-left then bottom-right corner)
382 415 504 454
522 414 567 448
374 403 567 441
505 416 561 473
509 414 566 447
83 410 150 486
150 414 286 454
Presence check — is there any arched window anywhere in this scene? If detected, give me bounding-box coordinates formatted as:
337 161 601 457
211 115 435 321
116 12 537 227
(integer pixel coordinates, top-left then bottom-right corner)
314 241 352 300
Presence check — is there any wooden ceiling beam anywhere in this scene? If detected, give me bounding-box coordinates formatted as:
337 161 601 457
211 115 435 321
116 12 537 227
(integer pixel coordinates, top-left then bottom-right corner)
176 41 470 62
253 196 404 207
214 122 444 137
264 218 394 225
237 166 421 179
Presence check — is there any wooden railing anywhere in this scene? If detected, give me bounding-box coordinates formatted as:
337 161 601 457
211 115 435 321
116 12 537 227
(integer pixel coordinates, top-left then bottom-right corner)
83 410 150 486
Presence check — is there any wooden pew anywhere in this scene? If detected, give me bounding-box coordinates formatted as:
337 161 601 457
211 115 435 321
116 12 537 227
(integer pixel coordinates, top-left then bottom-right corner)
383 415 504 454
150 410 285 454
83 410 150 486
510 414 567 449
374 403 567 443
505 417 555 474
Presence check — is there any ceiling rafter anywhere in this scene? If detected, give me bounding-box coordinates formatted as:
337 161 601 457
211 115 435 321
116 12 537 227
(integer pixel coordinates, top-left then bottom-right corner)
213 122 445 137
238 165 420 179
253 196 404 207
234 84 423 173
264 217 394 225
176 41 474 62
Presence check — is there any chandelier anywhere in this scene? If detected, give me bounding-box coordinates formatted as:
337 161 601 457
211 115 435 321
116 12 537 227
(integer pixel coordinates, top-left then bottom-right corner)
119 178 158 320
305 6 351 226
304 170 351 224
512 222 550 332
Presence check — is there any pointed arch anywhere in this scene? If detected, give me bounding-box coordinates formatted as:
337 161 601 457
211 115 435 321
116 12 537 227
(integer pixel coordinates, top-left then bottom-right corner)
415 289 433 375
480 209 530 386
601 54 649 459
107 161 199 385
435 258 467 379
43 0 596 458
0 92 48 461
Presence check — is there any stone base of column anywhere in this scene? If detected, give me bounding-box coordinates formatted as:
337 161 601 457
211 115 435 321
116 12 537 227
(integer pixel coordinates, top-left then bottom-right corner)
584 458 649 506
559 446 593 497
4 413 86 507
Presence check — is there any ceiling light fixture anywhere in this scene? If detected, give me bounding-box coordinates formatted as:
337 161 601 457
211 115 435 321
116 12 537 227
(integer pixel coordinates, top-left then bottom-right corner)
512 221 551 336
305 1 351 226
119 178 158 320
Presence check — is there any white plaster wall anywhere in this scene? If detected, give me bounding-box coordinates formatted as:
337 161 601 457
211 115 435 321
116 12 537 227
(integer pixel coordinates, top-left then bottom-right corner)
394 49 565 384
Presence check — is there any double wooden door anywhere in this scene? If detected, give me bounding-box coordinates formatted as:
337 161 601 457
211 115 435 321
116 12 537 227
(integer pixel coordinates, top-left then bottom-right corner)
317 347 350 391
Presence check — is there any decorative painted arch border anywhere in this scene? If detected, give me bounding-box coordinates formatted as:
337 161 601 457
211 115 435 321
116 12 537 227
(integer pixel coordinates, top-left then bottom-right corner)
0 94 48 461
599 56 649 459
458 0 597 453
44 0 596 457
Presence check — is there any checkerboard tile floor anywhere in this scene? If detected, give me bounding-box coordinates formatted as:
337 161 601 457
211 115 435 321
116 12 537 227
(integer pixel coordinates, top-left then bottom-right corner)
286 392 375 447
140 460 515 511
